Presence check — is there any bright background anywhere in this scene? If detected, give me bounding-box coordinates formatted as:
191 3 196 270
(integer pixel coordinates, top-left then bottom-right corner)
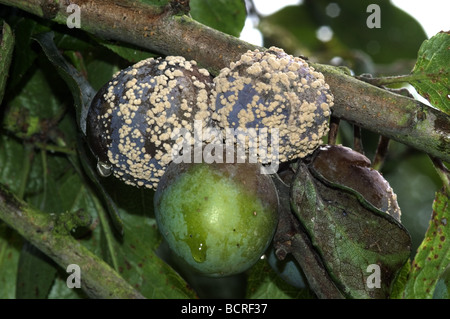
241 0 450 45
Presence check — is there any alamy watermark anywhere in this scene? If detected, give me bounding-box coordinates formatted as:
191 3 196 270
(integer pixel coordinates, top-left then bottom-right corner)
366 264 381 289
366 4 381 29
66 4 81 29
66 264 81 289
170 120 280 175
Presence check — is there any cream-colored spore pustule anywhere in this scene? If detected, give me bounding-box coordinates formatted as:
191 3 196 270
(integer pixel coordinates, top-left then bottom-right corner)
212 47 334 163
86 56 214 190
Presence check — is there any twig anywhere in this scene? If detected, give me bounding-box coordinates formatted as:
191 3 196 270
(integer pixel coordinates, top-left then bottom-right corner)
1 0 447 162
0 183 145 299
327 116 340 145
372 136 390 171
0 0 449 162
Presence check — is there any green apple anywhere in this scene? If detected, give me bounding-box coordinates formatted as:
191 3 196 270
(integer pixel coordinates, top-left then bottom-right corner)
154 160 278 277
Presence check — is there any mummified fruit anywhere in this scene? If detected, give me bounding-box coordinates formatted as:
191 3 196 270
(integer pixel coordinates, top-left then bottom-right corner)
309 144 401 221
212 46 333 164
291 144 411 298
86 56 214 190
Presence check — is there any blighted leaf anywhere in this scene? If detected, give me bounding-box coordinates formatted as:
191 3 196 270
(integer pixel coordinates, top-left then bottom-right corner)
190 0 246 37
404 186 450 298
291 146 411 298
433 263 450 299
410 31 450 114
310 145 402 221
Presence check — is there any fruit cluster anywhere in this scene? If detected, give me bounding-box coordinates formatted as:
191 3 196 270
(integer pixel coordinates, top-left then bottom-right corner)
86 47 334 190
86 47 334 277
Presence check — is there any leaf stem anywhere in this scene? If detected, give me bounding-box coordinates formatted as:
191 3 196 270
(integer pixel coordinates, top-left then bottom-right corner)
356 73 429 86
33 142 77 156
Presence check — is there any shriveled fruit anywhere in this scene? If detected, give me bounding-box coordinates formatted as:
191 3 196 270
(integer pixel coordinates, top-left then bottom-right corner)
212 46 333 164
86 56 214 190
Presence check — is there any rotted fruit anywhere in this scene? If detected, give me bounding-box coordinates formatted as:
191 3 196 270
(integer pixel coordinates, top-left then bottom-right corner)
291 144 411 298
86 56 214 190
154 155 279 277
212 46 334 164
310 144 402 221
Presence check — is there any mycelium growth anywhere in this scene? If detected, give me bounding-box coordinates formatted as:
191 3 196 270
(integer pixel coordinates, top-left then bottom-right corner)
86 56 214 190
212 46 334 164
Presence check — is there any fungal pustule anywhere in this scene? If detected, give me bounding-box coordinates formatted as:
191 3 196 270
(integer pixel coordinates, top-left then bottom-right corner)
212 47 334 164
86 56 214 190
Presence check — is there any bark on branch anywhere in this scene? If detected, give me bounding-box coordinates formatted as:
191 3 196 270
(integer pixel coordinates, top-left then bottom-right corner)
1 0 449 162
0 184 145 299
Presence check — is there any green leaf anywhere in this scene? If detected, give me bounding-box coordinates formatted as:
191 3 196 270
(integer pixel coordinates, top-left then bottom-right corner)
190 0 246 37
2 61 67 139
5 18 39 92
32 32 97 135
259 0 427 66
0 223 22 299
404 186 450 298
95 179 196 299
390 259 411 299
246 258 313 299
291 162 411 298
100 40 156 64
0 136 30 196
410 31 450 114
433 263 450 299
16 242 58 299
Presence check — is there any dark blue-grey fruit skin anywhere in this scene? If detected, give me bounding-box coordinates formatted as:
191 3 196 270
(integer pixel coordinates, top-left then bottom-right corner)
212 46 334 164
86 56 214 189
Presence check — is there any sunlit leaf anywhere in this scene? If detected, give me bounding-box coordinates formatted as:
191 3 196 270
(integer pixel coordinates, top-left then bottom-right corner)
190 0 246 37
404 187 450 298
410 31 450 114
433 263 450 299
259 0 427 66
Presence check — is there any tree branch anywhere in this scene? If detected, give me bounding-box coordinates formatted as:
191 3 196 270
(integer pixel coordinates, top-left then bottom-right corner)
1 0 449 162
0 183 145 299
